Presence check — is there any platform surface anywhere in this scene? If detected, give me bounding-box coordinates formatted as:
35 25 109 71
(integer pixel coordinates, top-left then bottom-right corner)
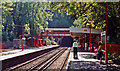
66 48 120 71
0 45 59 61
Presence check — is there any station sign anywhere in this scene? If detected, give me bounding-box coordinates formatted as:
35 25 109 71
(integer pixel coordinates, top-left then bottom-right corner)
101 31 108 64
101 31 106 36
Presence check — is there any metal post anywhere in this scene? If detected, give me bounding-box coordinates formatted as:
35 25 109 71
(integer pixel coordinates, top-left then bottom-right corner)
85 34 86 43
85 34 87 51
98 3 108 64
40 31 43 46
79 38 81 47
58 30 60 36
90 23 92 52
34 36 35 47
38 30 39 47
105 4 108 64
83 39 84 48
46 30 48 46
40 39 42 46
22 26 24 51
64 30 65 36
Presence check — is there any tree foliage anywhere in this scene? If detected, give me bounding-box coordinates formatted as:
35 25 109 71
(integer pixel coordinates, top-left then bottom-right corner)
51 2 120 44
2 2 120 44
48 9 73 28
2 2 53 42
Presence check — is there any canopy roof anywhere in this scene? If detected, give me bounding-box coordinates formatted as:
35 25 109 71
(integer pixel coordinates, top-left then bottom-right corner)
46 28 70 31
70 27 103 37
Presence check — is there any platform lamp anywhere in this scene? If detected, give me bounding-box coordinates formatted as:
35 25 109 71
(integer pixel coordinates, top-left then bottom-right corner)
98 3 108 64
37 30 39 47
15 25 26 51
86 22 92 52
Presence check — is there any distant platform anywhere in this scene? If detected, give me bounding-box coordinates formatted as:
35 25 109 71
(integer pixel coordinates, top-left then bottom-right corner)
0 45 59 61
0 45 59 70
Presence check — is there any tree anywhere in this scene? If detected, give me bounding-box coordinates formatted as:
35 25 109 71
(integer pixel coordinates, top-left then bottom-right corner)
2 2 14 41
48 9 73 28
51 2 120 44
2 2 53 42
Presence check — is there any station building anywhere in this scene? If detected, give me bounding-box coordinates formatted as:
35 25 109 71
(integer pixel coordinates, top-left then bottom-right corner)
43 27 103 48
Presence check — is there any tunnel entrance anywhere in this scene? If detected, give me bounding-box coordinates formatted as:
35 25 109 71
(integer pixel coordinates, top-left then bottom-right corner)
58 37 73 47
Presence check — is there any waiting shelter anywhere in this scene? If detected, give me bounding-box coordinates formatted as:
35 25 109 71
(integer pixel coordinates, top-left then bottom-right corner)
70 27 103 51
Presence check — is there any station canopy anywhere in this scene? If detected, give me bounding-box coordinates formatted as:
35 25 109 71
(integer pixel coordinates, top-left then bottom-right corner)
70 27 103 37
46 28 70 31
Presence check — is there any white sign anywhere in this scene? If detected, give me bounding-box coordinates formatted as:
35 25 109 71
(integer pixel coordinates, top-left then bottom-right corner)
101 31 106 36
101 31 107 64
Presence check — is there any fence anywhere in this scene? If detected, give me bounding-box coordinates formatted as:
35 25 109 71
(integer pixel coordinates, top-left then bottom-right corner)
0 43 5 52
102 43 120 55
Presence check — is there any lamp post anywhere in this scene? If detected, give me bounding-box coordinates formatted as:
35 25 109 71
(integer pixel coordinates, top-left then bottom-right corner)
87 22 92 52
22 26 24 51
15 25 26 51
79 37 81 47
98 3 108 64
38 30 39 47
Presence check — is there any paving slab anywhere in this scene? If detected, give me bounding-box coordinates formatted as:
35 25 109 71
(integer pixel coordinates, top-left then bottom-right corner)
66 49 120 71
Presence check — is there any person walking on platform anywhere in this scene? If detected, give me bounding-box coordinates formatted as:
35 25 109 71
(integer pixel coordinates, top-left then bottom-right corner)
97 41 103 63
84 43 87 51
72 39 78 59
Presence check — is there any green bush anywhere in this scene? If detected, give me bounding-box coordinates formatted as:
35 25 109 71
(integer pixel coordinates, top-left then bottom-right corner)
112 53 120 64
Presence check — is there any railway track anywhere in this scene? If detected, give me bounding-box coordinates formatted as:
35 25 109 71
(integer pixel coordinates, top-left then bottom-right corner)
3 47 70 71
34 48 66 71
46 47 71 71
3 47 62 71
34 47 71 71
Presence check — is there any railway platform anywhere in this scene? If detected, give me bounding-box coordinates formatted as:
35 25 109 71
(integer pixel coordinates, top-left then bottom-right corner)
66 47 120 71
0 45 59 70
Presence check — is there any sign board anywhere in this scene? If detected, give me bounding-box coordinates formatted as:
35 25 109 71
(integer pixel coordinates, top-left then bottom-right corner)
101 31 106 43
101 31 106 36
101 31 107 64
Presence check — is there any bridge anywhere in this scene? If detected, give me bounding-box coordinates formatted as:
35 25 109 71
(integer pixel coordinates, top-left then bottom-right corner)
40 28 71 38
